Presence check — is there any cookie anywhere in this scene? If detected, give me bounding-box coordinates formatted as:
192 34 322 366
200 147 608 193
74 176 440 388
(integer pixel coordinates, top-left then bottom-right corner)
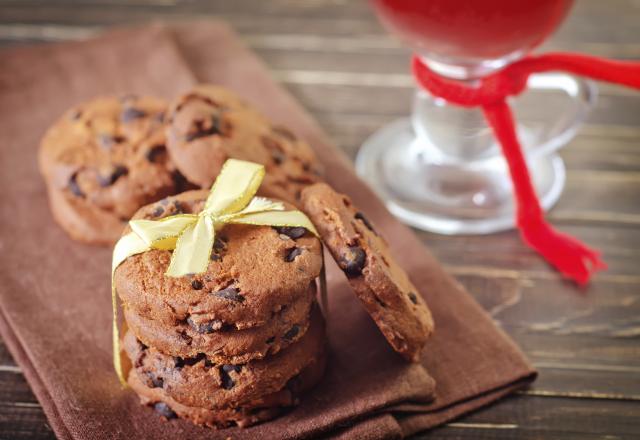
124 281 315 364
115 190 323 329
39 95 184 245
127 345 326 429
301 183 434 362
123 305 326 410
165 84 322 204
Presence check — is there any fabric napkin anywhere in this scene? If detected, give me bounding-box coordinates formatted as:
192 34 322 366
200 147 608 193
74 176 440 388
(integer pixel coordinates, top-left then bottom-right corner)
0 21 536 439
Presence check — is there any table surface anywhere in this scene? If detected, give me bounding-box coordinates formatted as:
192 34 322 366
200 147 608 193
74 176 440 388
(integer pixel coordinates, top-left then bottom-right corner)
1 1 639 439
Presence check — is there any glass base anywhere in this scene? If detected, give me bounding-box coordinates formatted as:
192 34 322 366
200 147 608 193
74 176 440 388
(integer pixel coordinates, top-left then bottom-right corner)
355 73 595 235
356 118 566 234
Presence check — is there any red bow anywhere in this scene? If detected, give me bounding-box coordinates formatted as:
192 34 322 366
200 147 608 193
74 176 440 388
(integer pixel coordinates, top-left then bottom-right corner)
412 53 640 285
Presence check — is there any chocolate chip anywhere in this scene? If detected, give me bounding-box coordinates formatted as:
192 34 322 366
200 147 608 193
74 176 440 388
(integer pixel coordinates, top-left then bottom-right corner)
146 373 164 388
178 331 192 344
265 336 275 344
145 144 166 163
220 364 241 390
211 236 227 261
183 353 206 366
191 279 203 290
98 165 128 187
339 246 366 276
152 205 164 218
187 317 223 334
222 364 242 373
154 402 177 420
213 236 227 252
68 172 84 197
274 226 307 239
274 151 286 165
285 247 303 262
97 134 125 150
214 287 244 303
134 352 145 368
185 114 223 141
121 107 147 122
171 171 190 192
284 325 300 341
355 212 377 234
272 125 297 141
408 292 418 305
173 357 185 369
172 200 184 214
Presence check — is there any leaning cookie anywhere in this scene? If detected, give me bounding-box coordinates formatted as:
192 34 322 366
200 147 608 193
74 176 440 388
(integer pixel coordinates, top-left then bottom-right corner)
115 190 323 329
123 305 326 410
123 282 315 364
39 95 186 245
165 84 322 204
301 183 434 362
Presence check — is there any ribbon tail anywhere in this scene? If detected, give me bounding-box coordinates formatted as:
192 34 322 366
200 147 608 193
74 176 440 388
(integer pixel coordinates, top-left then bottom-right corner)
482 101 607 285
112 232 151 386
530 53 640 91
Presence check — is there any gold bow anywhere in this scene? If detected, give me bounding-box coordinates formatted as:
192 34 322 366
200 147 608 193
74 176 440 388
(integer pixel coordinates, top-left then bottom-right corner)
111 159 318 385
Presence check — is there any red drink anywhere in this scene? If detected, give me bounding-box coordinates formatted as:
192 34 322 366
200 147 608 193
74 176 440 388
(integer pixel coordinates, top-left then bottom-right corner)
373 0 573 63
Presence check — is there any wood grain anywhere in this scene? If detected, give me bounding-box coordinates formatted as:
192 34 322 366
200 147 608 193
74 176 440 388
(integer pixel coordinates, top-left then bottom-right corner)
0 0 639 439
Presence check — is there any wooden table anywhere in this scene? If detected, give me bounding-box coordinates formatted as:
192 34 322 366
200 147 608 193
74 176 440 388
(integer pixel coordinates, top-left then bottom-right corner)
1 1 639 439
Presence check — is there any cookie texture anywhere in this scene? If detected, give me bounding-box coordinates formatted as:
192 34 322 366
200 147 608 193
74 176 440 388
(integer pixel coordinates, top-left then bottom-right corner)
166 84 322 204
123 305 326 410
124 282 315 364
39 95 185 244
301 183 434 362
115 190 323 329
127 345 326 429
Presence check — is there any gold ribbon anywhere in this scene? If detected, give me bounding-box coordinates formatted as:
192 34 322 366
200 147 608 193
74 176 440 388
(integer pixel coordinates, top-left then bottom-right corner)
111 159 319 385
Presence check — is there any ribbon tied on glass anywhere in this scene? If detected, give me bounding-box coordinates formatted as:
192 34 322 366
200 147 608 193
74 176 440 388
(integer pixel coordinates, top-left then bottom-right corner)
413 53 640 286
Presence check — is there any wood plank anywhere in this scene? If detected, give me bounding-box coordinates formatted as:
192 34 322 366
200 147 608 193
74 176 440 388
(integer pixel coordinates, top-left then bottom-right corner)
422 396 640 439
0 402 54 440
424 224 640 276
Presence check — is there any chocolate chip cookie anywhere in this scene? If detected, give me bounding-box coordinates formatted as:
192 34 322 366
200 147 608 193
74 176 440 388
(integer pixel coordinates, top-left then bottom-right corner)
115 190 323 329
124 281 315 364
127 344 326 428
123 305 326 410
301 183 434 362
39 95 185 245
166 84 322 204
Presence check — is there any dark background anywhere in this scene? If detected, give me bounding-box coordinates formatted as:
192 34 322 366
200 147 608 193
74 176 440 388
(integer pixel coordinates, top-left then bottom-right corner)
0 1 639 439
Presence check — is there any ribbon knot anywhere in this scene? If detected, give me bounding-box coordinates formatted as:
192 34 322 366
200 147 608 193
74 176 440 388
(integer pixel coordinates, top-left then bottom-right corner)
412 53 640 285
111 159 318 384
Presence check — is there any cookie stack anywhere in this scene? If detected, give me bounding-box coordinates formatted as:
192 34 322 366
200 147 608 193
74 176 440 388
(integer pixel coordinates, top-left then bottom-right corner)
114 190 326 428
39 86 322 246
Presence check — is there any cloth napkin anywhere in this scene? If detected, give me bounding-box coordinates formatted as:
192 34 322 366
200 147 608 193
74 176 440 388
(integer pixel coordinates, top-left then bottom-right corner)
0 22 536 439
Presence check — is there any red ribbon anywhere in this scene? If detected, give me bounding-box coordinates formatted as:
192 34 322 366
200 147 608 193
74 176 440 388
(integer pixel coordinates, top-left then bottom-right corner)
412 53 640 285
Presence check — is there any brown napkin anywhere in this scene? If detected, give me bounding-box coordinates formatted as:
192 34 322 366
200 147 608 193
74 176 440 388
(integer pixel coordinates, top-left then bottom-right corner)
0 22 535 439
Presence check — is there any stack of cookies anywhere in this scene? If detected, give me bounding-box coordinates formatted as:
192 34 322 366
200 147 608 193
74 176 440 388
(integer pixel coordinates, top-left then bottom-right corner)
38 85 322 245
114 190 326 428
39 84 436 430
